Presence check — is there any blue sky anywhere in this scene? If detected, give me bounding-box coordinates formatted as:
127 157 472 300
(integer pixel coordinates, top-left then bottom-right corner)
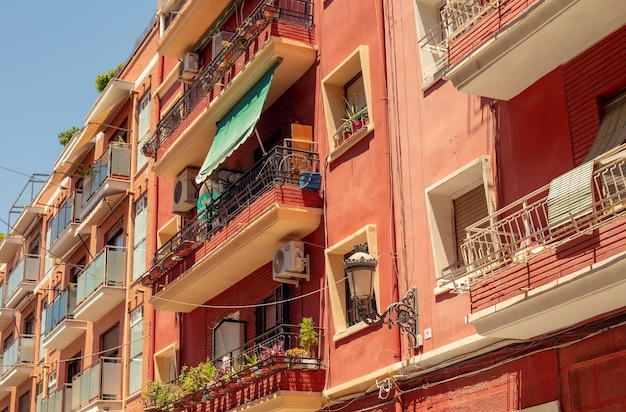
0 2 155 233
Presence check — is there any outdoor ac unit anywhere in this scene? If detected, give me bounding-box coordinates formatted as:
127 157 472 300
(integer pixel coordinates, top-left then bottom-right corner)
173 167 199 214
211 31 234 59
178 52 200 82
272 240 309 284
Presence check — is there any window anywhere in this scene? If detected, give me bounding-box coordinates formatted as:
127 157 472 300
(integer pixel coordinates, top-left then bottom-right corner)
415 0 483 88
129 305 144 395
325 224 381 339
107 227 125 248
425 155 494 293
101 324 120 358
132 196 148 281
47 371 57 395
154 343 178 384
255 284 289 337
67 354 81 384
24 314 35 335
322 46 374 161
137 93 151 172
18 391 30 412
584 91 626 161
213 318 245 361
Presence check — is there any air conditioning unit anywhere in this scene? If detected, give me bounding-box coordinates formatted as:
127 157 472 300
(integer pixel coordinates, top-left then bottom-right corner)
173 167 199 214
272 241 309 284
212 31 234 59
178 52 200 82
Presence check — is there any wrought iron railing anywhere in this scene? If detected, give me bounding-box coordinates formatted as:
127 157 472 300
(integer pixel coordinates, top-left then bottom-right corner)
144 144 319 282
442 145 626 293
418 0 499 80
213 323 322 371
143 0 314 158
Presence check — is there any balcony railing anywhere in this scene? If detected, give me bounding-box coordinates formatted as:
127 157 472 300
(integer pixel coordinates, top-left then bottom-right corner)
80 142 130 208
40 384 72 412
6 254 39 300
42 284 78 337
49 194 81 248
443 145 626 292
76 246 126 305
1 335 34 375
71 358 122 410
143 0 314 159
418 0 498 80
142 144 320 284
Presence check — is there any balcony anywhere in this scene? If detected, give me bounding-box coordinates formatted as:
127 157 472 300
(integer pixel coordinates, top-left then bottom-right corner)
78 142 130 221
71 358 122 412
48 193 82 259
40 384 72 412
5 254 39 309
0 235 21 264
144 0 316 179
142 145 322 312
148 324 324 411
73 246 126 322
158 0 231 58
442 145 626 339
0 284 14 330
419 0 626 100
0 335 34 387
41 284 87 351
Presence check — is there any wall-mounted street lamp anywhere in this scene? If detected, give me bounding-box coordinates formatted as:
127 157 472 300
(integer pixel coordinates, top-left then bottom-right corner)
344 244 420 348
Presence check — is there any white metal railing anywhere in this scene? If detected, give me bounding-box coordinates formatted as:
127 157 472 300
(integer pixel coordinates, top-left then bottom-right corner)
418 0 499 80
442 144 626 292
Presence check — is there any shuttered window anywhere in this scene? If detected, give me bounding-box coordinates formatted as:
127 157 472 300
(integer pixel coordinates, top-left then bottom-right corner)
454 185 488 263
584 91 626 162
345 73 367 114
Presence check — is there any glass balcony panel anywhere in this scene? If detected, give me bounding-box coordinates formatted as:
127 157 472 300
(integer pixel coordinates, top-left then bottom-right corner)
42 284 77 337
80 143 130 208
77 247 126 304
71 359 121 410
1 335 34 375
6 255 39 299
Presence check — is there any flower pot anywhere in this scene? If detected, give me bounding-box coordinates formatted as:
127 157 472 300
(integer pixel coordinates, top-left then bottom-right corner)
264 5 279 20
352 120 363 132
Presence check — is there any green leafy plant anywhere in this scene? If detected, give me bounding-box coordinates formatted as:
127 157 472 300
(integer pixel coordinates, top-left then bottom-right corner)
143 380 182 412
0 233 5 242
178 358 216 393
95 67 117 93
58 126 80 146
298 317 318 356
75 165 92 178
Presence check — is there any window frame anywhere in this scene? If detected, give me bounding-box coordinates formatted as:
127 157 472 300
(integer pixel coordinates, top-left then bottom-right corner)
322 45 374 162
425 155 495 294
325 224 380 340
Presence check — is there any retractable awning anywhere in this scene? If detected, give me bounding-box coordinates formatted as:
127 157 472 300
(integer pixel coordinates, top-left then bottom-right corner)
195 64 277 184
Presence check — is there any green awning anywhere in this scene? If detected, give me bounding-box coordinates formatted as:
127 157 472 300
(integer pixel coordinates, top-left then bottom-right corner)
196 64 277 184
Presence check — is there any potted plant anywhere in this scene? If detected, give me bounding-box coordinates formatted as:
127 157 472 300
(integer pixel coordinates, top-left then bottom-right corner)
264 0 279 20
285 347 308 369
344 99 363 133
298 317 318 357
143 380 183 412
